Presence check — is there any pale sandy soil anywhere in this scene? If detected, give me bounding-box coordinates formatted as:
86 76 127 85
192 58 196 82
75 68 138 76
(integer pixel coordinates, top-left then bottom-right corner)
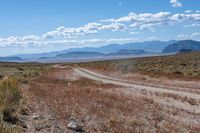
74 68 200 127
19 66 200 132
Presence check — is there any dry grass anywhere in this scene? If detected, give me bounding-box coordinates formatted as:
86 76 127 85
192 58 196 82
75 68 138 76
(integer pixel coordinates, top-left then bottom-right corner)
71 52 200 80
0 62 50 132
1 52 200 132
26 68 200 132
0 78 22 133
154 92 199 106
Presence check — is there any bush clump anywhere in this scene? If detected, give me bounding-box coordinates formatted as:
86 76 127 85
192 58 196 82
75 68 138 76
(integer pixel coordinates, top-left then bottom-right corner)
0 78 21 124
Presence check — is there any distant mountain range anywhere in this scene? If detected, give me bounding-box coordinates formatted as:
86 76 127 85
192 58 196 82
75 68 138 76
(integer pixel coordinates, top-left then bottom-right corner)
162 40 200 53
39 49 154 60
56 51 104 58
1 40 200 62
0 56 22 61
177 49 199 54
56 49 153 58
108 49 151 56
16 40 176 59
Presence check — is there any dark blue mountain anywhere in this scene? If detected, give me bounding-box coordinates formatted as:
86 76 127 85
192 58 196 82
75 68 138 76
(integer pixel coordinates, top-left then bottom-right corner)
0 56 22 61
56 51 104 58
16 40 176 59
162 40 200 53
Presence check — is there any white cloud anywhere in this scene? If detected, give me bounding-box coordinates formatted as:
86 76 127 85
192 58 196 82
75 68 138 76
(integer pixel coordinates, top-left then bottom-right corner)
1 11 200 48
129 31 139 35
103 12 172 23
196 10 200 13
0 35 41 48
177 33 200 40
184 22 200 27
104 12 200 23
0 35 137 48
38 38 138 48
185 10 193 13
177 34 189 39
191 33 200 38
43 23 102 39
103 12 200 31
170 0 182 8
99 23 126 31
103 12 173 31
147 36 156 40
43 22 126 39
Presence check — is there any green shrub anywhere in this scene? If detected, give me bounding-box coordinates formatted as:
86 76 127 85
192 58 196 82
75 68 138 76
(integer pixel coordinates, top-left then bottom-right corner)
17 67 24 71
0 79 21 106
0 78 21 124
0 74 3 80
3 107 17 124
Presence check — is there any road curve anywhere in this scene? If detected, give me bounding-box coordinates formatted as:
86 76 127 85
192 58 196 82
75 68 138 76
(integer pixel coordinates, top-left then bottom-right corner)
74 68 200 101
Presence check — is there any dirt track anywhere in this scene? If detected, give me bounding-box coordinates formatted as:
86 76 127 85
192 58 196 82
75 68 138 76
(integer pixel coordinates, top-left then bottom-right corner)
74 68 200 100
74 68 200 114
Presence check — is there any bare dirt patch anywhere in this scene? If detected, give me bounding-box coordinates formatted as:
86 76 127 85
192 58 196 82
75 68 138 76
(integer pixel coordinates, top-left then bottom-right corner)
21 67 200 132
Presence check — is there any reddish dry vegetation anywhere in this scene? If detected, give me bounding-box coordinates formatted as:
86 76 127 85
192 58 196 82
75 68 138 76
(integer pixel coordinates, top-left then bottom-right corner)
26 68 200 132
76 52 200 81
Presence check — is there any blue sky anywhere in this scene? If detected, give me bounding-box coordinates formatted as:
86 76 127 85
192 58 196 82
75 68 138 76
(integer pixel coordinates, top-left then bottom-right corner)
0 0 200 56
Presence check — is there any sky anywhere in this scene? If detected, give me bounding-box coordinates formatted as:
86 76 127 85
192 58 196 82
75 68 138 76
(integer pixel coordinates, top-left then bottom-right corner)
0 0 200 56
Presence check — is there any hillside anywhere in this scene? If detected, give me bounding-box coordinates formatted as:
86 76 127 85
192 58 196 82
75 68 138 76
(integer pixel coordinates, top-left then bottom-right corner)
108 49 151 55
78 52 200 79
0 56 22 61
162 40 200 53
16 40 175 59
177 49 199 54
56 51 104 58
41 49 155 59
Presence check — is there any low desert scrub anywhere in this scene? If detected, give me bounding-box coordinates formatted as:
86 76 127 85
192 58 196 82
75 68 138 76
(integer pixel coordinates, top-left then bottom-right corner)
73 52 200 80
0 62 50 132
0 78 22 132
0 62 50 81
155 92 199 105
0 124 21 133
26 68 196 132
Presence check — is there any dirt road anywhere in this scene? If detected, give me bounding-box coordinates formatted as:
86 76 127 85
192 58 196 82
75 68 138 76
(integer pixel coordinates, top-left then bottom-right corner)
74 68 200 115
74 68 200 100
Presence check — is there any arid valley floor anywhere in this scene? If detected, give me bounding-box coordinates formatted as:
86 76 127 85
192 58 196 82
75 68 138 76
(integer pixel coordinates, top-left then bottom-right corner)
1 53 200 133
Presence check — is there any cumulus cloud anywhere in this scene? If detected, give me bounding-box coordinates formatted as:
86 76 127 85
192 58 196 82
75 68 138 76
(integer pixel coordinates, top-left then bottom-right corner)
43 23 126 39
147 36 156 40
184 22 200 27
1 11 200 48
191 33 200 38
103 12 172 23
0 35 41 48
103 12 173 31
43 38 137 46
177 34 190 39
43 23 101 39
170 0 182 8
0 36 137 48
103 12 200 31
99 23 126 31
196 10 200 13
185 10 193 13
177 33 200 40
0 22 127 48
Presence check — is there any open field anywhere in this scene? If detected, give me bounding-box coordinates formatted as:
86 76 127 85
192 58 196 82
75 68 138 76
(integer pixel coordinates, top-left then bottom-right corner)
0 62 50 133
0 52 200 132
76 52 200 80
